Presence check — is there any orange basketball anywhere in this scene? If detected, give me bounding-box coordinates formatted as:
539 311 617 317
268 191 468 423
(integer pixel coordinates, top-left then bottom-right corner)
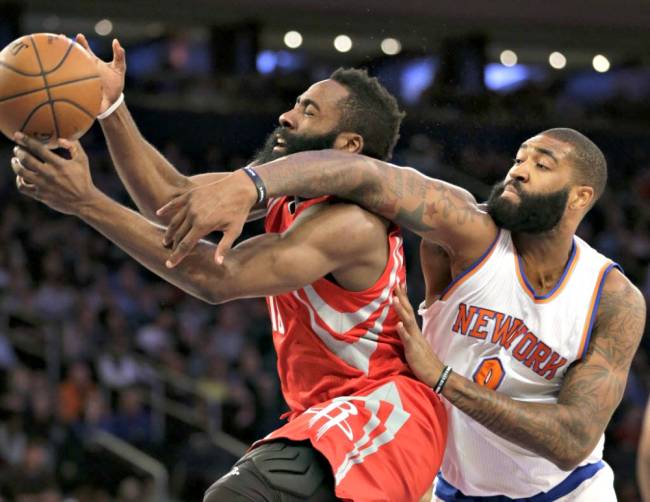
0 33 101 147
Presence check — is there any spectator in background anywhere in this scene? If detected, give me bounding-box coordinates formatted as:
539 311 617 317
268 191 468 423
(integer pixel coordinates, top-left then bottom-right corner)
109 387 154 447
96 334 144 399
57 361 97 424
135 309 174 358
638 399 650 501
0 438 58 500
0 411 26 467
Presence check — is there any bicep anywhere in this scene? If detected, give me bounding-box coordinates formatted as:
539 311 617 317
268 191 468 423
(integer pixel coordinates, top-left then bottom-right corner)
558 272 645 442
222 232 336 299
220 204 372 300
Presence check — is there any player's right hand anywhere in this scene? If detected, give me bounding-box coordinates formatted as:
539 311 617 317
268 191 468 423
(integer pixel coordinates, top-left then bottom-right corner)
75 33 126 114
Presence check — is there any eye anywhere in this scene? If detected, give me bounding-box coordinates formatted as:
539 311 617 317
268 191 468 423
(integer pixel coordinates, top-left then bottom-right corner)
536 163 549 170
513 158 523 165
304 108 315 117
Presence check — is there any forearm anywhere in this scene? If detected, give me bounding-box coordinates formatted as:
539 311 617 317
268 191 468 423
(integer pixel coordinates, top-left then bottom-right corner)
99 103 192 222
255 150 408 221
78 189 223 303
441 373 591 470
253 150 482 239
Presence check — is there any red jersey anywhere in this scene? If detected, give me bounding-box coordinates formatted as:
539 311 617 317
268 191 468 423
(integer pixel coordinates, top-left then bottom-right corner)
256 196 447 502
265 195 413 417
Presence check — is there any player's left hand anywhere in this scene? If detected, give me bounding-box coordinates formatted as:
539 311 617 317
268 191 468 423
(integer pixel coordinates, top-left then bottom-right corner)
392 283 445 388
12 132 98 216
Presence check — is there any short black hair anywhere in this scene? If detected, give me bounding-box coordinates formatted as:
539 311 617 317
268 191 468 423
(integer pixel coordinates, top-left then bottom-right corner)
329 67 405 161
541 128 607 205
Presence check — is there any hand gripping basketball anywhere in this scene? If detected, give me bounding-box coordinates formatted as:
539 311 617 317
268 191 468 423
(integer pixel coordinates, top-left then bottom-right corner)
12 132 97 216
75 33 126 114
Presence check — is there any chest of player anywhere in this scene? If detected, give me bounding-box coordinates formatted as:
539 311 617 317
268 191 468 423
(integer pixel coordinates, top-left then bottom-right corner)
424 291 585 399
420 231 614 401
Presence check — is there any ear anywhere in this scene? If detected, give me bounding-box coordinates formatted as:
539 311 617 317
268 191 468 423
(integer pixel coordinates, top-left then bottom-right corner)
334 132 364 155
569 185 594 211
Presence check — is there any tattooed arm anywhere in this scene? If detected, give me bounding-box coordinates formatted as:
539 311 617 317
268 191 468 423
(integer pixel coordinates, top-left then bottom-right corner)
157 150 498 266
394 269 646 470
253 151 497 261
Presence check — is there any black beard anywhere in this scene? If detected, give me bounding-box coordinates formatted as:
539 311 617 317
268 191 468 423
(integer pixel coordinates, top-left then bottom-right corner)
486 180 569 234
252 127 340 164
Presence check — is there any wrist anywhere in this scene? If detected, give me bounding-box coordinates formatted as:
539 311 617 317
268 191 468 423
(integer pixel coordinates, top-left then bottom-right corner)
97 93 125 120
238 168 265 207
433 365 453 395
76 187 106 219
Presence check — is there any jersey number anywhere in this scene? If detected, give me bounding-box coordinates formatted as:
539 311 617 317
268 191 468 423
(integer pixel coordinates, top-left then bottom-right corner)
269 296 285 334
472 357 505 390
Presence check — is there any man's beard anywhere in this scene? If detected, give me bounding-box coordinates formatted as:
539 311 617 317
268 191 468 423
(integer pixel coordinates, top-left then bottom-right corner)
486 180 569 234
252 126 340 164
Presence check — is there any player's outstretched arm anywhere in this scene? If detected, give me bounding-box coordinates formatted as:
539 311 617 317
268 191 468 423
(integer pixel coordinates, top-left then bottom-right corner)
75 33 231 225
393 274 646 470
12 134 376 303
158 149 497 267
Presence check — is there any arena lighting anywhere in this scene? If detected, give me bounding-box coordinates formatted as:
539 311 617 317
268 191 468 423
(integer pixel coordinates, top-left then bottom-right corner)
333 35 353 53
593 54 611 73
284 31 303 49
485 63 531 91
499 49 517 67
381 38 402 56
94 19 113 36
256 50 278 74
549 51 566 70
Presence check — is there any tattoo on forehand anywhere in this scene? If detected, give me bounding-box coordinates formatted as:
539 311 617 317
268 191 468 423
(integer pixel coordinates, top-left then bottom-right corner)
340 159 483 234
262 153 485 235
443 277 645 468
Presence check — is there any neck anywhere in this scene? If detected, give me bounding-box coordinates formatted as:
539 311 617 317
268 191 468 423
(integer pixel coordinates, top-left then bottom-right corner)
512 224 576 293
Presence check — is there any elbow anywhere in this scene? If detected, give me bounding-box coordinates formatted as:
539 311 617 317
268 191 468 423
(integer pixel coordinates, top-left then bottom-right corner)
552 457 580 472
202 285 230 305
550 449 591 472
199 266 237 305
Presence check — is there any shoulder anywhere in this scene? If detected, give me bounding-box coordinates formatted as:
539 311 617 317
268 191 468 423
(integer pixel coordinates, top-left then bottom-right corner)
599 268 645 311
591 268 646 366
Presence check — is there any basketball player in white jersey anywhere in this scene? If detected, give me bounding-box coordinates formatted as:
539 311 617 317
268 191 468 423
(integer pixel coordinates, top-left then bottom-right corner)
156 128 646 500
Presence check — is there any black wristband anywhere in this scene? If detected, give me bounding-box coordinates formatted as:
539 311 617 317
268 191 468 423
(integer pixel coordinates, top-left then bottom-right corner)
242 167 267 205
434 365 452 394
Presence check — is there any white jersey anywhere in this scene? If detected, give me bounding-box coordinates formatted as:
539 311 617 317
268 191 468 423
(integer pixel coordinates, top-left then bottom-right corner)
420 229 619 499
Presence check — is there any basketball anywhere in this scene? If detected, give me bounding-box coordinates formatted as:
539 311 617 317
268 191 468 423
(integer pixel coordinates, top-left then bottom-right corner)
0 33 101 147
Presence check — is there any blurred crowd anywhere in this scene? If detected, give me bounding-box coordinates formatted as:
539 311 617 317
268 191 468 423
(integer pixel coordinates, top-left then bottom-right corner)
0 68 649 501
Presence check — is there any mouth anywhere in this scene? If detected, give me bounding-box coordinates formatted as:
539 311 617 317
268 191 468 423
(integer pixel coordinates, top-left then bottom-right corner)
273 135 287 151
501 184 520 200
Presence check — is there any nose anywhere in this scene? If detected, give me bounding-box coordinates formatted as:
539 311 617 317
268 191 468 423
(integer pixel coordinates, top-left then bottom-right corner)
278 109 296 130
507 161 529 184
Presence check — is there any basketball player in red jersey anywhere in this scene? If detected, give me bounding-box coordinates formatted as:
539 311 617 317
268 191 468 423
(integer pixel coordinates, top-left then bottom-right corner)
11 38 447 501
